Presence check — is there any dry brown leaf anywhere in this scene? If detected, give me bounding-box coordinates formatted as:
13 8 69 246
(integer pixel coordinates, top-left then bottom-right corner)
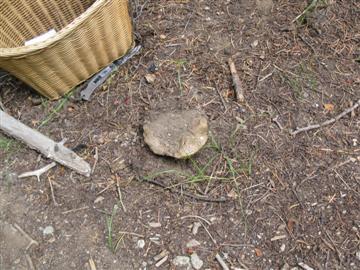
255 248 263 257
324 103 334 112
287 218 296 233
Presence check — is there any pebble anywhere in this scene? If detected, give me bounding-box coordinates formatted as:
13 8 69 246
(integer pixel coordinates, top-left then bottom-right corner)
186 239 201 248
43 226 54 236
137 239 145 249
172 256 192 270
191 253 203 270
356 250 360 261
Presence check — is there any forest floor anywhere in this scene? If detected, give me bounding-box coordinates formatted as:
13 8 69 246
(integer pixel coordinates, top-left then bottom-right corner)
1 0 359 269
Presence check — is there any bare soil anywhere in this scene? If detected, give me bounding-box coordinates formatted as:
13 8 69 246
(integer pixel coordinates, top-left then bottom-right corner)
1 0 359 269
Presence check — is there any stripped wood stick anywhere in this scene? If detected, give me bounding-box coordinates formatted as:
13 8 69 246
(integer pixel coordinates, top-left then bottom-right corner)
19 162 56 181
0 110 91 176
215 253 230 270
228 58 245 103
291 99 360 136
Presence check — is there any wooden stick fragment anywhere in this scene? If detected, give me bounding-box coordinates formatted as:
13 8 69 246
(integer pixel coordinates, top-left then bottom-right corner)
25 254 36 270
291 99 360 136
215 253 230 270
19 162 56 181
13 223 39 250
0 110 91 176
227 58 245 103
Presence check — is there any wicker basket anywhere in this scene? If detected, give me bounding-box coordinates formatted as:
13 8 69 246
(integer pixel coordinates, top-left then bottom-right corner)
0 0 133 99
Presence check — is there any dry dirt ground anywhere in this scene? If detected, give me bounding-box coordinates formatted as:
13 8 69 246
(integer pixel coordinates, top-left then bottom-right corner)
1 0 360 269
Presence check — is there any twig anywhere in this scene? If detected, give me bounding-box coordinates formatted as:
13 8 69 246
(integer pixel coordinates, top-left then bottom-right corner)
155 255 168 267
118 231 144 238
19 162 56 182
48 177 60 206
25 254 36 270
292 0 319 23
89 257 97 270
291 99 360 136
324 230 343 264
200 221 217 245
180 215 212 226
214 85 228 111
116 175 127 212
62 206 89 214
272 116 284 130
141 177 228 203
228 58 245 103
13 223 39 250
215 253 230 270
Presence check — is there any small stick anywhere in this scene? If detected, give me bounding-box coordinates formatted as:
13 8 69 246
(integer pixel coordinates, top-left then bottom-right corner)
116 176 126 212
118 231 144 238
62 206 89 214
141 177 227 203
272 116 284 130
13 223 39 250
155 255 168 268
227 58 245 103
180 215 212 226
89 257 97 270
19 162 56 182
214 85 228 111
215 253 230 270
48 177 60 206
291 99 360 136
25 254 36 270
200 221 217 245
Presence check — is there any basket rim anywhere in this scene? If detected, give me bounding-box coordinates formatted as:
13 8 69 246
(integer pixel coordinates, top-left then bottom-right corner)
0 0 114 58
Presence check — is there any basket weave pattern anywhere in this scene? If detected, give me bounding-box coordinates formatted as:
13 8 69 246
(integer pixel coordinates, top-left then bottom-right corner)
0 0 133 99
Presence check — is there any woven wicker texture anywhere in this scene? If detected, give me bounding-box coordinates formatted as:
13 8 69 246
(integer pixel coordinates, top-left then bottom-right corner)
0 0 133 99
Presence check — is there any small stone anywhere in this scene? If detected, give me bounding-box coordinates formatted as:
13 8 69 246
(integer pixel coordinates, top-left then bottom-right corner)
149 222 161 228
186 239 201 248
251 40 259 48
172 256 191 270
191 253 203 270
160 34 166 39
143 110 208 159
192 222 201 235
280 243 286 252
145 74 156 84
356 250 360 261
43 226 54 236
137 239 145 249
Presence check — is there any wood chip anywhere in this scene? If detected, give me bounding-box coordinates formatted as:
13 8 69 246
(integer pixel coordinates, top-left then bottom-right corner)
271 235 287 241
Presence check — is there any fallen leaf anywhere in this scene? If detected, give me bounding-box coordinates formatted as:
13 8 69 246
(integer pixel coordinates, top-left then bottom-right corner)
324 103 334 112
255 248 263 257
287 218 296 233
